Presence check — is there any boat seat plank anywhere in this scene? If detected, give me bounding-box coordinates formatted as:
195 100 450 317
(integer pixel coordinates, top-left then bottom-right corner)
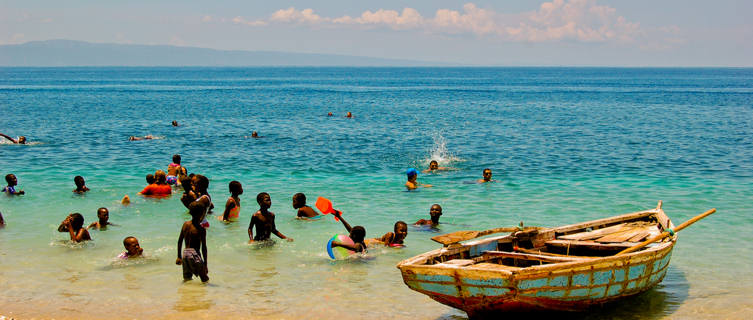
595 225 655 243
483 251 592 263
559 223 628 240
468 262 521 271
439 259 475 267
547 239 635 250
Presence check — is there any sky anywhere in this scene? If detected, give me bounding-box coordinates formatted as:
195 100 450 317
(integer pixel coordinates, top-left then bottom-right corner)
1 0 752 66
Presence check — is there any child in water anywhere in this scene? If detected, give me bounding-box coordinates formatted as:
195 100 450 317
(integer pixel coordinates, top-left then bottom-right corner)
220 181 243 222
405 168 432 190
0 211 5 228
292 193 320 219
330 210 366 253
118 236 143 259
176 202 209 282
60 213 91 242
3 174 25 195
166 154 187 186
414 204 442 227
73 175 90 193
248 192 293 243
88 207 116 230
367 221 408 247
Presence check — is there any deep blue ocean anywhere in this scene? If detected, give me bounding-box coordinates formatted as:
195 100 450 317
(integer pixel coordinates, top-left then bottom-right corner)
0 67 751 319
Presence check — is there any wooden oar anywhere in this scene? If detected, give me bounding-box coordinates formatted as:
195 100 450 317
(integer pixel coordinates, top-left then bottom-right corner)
431 227 522 246
617 208 716 255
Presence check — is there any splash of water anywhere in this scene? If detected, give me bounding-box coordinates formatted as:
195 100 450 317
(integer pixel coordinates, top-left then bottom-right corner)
425 132 462 166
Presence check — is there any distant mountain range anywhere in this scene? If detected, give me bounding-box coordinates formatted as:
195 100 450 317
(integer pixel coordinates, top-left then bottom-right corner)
0 40 450 67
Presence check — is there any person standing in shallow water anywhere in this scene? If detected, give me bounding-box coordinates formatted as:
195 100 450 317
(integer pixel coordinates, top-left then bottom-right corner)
176 201 209 282
248 192 293 243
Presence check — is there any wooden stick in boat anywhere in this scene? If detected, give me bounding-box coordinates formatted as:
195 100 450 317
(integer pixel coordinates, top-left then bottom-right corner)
431 227 522 246
617 208 716 255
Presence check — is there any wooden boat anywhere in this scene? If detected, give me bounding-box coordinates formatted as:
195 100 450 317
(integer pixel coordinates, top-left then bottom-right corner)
397 202 705 317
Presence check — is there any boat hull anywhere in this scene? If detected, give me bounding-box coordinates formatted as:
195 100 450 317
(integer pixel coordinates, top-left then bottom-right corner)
398 205 677 315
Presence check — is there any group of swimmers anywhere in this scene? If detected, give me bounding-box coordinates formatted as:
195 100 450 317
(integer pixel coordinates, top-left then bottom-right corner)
2 118 498 283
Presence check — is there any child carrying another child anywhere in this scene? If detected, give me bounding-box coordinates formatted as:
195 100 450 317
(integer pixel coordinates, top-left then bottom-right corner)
292 193 320 219
176 201 209 282
330 210 367 253
118 236 143 259
220 181 243 222
3 174 25 195
59 213 91 242
166 154 188 186
73 175 90 193
248 192 293 243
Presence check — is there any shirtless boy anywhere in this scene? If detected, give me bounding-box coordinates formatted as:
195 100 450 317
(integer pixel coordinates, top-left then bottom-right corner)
88 207 116 230
248 193 293 243
292 193 319 219
176 201 209 282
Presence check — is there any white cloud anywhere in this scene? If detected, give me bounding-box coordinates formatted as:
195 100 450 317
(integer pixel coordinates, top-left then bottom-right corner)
228 1 658 44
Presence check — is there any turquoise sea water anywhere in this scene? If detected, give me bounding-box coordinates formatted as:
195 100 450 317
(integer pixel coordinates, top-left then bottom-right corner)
1 67 752 319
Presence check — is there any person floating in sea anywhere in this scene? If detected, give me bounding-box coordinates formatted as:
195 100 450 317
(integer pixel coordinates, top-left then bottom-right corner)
477 168 496 183
330 210 366 253
73 175 90 193
414 204 442 227
176 201 209 282
345 112 353 118
366 221 408 247
128 135 154 141
0 133 26 144
3 174 25 195
60 213 91 243
88 207 116 230
219 181 243 222
327 112 333 117
166 154 187 186
248 192 293 243
292 193 320 220
405 168 432 190
118 236 143 259
172 120 179 127
138 170 172 197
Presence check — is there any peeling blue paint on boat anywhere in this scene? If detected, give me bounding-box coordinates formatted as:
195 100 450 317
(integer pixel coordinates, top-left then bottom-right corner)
415 274 454 283
614 269 626 282
462 277 510 287
607 284 623 296
628 264 646 280
572 273 590 286
412 281 459 297
627 280 638 290
519 278 548 290
469 241 497 257
535 289 566 298
465 286 511 297
569 288 589 297
593 270 612 285
590 286 607 298
549 275 568 287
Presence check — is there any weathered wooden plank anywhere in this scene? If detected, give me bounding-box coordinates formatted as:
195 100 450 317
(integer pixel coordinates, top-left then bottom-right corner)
596 225 654 243
483 250 593 263
559 223 629 240
554 209 656 234
546 239 635 250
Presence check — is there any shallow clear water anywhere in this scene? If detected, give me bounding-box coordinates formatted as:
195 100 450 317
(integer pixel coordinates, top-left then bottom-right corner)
0 67 752 319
